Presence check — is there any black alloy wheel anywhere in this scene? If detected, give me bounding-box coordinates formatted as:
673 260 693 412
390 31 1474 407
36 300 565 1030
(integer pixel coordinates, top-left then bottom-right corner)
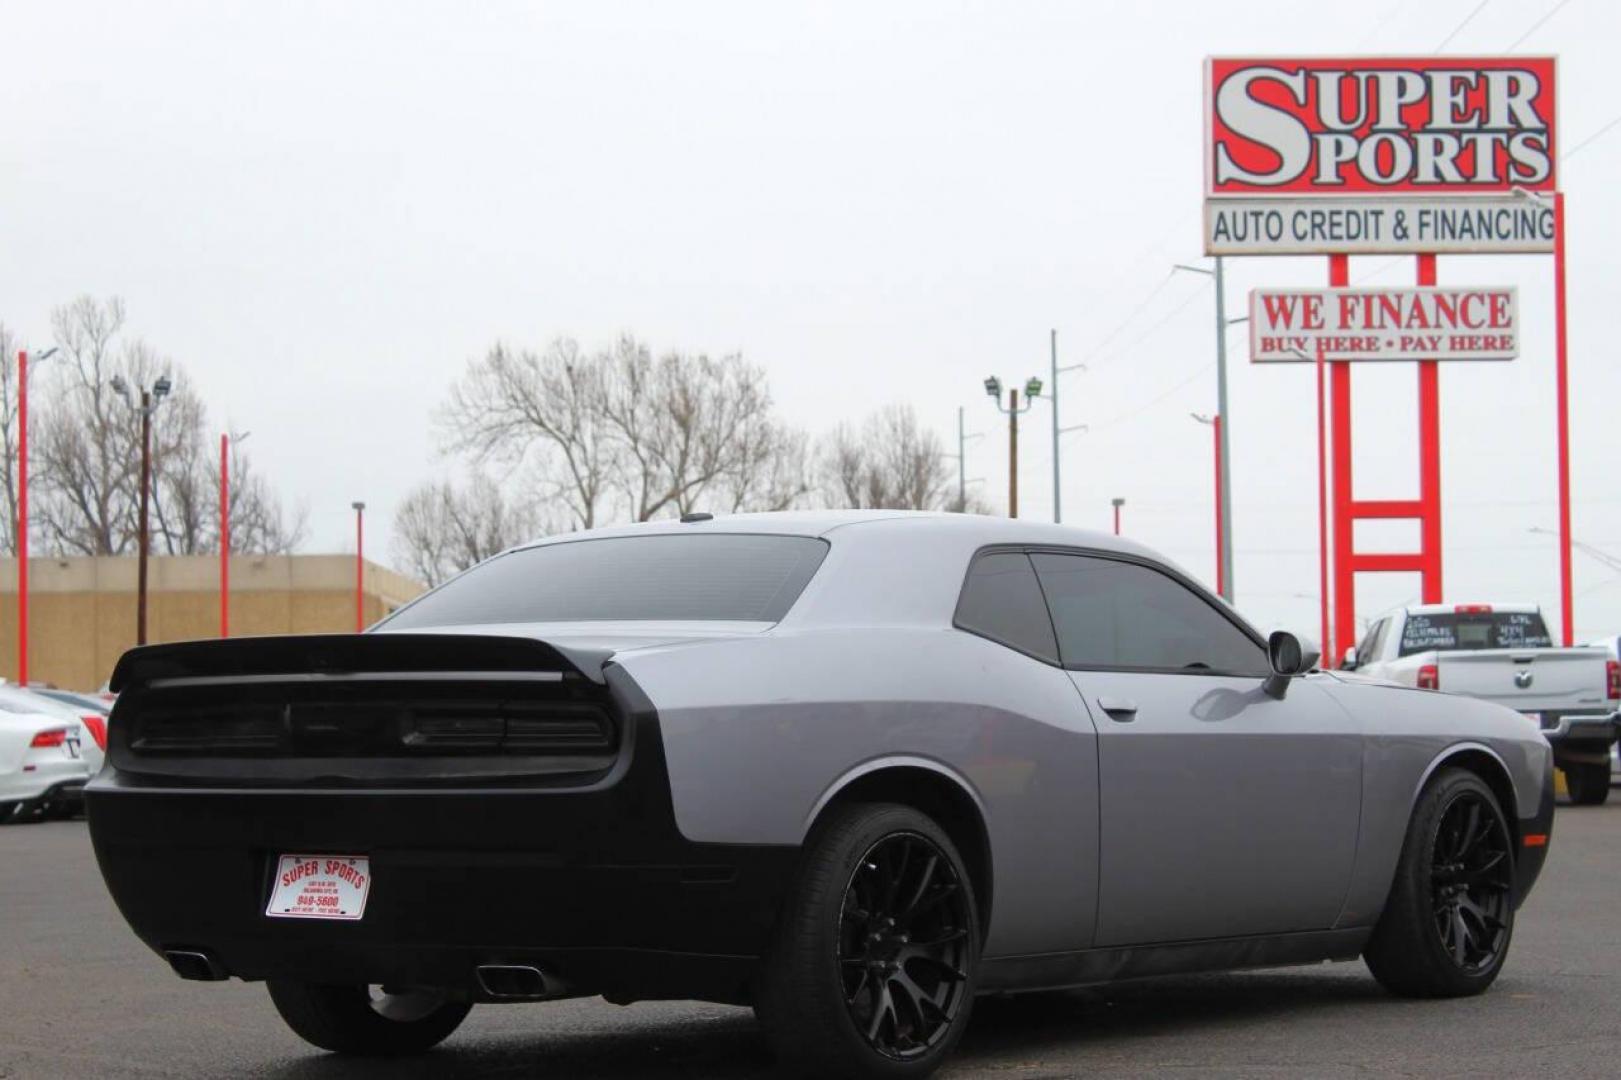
838 832 973 1061
1365 767 1517 998
1429 788 1513 974
756 802 980 1079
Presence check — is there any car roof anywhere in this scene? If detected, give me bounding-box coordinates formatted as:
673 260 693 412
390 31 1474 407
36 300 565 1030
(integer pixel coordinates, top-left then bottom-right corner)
508 509 1162 560
1403 603 1542 615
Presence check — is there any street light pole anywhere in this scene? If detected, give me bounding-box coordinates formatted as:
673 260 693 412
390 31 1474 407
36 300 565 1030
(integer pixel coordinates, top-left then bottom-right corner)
352 501 366 632
111 374 172 648
983 375 1041 519
17 346 56 684
1112 497 1126 536
137 390 153 645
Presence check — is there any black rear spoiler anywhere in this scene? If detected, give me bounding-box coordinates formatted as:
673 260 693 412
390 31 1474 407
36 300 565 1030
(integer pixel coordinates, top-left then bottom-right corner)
108 632 615 693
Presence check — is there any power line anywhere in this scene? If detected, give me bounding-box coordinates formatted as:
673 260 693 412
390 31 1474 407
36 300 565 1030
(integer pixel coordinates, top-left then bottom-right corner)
1506 0 1572 49
1564 113 1621 162
1435 0 1491 49
1090 362 1214 431
1089 278 1211 370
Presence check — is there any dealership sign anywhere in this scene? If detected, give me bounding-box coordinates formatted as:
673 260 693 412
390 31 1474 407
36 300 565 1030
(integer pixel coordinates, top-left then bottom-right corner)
1249 286 1519 362
1205 57 1557 254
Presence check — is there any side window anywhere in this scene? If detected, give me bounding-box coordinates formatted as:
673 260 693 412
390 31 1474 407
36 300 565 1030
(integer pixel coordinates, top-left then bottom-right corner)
954 552 1058 663
1355 618 1384 664
1030 553 1268 675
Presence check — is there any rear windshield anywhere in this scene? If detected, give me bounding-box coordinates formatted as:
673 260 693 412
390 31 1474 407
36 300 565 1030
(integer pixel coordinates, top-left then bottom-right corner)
1399 611 1553 656
382 534 829 628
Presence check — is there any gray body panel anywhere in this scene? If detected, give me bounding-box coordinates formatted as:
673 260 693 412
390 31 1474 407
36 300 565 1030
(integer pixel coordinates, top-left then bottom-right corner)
383 511 1554 967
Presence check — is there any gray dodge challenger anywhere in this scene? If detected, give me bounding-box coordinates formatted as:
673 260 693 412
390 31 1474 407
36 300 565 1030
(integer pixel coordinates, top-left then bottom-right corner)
87 511 1554 1078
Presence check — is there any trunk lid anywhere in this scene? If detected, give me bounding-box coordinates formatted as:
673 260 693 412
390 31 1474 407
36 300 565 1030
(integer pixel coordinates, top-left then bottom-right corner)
1433 646 1612 713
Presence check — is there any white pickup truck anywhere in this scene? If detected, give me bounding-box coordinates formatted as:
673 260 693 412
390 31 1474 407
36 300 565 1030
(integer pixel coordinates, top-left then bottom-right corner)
1346 603 1620 804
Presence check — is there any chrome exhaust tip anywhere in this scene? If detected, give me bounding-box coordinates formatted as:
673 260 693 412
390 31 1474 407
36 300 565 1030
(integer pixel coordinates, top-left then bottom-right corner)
165 949 228 982
475 964 553 999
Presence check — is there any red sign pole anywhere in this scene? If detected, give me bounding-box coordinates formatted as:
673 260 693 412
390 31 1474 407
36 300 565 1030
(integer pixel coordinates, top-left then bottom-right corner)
1553 192 1574 645
17 350 29 686
1416 254 1443 606
1315 338 1330 657
1329 255 1353 664
219 433 230 638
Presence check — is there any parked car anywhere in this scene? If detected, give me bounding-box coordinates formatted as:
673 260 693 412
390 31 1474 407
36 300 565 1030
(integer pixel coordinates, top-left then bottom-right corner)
1346 604 1617 805
0 686 99 822
88 513 1554 1078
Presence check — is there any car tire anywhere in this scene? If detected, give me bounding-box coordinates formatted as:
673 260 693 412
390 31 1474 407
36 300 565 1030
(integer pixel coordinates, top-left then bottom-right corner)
756 802 980 1080
0 801 17 824
1364 768 1516 998
1565 762 1610 806
266 981 471 1055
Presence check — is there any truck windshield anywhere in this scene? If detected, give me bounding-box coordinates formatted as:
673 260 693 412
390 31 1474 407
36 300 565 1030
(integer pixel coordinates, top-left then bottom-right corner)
381 533 829 628
1398 611 1553 656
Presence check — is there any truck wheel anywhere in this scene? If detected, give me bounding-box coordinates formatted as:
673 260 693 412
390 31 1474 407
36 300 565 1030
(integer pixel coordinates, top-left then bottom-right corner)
1565 762 1610 805
1365 768 1515 998
266 982 470 1055
756 803 979 1079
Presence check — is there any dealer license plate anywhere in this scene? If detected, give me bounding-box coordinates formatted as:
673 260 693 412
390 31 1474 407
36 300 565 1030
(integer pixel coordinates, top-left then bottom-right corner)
266 854 371 920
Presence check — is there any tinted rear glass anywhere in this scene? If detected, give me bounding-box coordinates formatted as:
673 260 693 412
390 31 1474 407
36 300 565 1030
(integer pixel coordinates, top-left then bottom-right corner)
1399 611 1552 656
383 534 828 628
953 552 1059 663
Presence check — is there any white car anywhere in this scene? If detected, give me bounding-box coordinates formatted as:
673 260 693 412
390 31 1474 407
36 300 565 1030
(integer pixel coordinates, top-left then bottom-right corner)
0 686 105 822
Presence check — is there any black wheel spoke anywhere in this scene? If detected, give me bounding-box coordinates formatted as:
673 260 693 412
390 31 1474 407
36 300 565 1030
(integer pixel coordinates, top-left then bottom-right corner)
1427 790 1513 975
837 830 972 1061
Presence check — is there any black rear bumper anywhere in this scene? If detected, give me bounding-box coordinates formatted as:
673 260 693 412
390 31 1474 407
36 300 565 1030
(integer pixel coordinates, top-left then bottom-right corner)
86 664 796 1004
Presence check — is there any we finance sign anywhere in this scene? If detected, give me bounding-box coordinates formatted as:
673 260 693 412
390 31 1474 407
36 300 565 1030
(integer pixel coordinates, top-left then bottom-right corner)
1249 287 1520 362
1204 57 1556 255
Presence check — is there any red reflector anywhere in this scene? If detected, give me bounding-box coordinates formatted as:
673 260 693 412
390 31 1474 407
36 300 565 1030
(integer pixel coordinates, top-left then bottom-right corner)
82 715 108 752
1607 661 1620 702
1523 834 1549 848
1454 604 1493 614
29 728 68 748
1417 663 1440 690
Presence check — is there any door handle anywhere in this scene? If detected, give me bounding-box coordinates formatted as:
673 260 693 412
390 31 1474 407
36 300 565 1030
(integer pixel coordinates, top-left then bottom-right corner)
1098 697 1138 721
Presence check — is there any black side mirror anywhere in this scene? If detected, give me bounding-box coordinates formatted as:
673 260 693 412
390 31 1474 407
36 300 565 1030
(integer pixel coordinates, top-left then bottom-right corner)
1263 630 1321 699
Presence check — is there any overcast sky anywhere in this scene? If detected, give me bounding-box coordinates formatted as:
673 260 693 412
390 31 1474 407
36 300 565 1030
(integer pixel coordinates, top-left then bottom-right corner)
4 0 1619 642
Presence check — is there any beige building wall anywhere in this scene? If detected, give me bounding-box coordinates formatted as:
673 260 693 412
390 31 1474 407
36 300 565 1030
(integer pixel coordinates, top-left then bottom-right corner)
0 555 425 691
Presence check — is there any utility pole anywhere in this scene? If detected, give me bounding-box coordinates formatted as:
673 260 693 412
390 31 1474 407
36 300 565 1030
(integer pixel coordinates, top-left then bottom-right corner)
1173 258 1239 602
1191 413 1223 596
1048 329 1087 524
957 407 967 508
112 375 172 647
983 375 1041 519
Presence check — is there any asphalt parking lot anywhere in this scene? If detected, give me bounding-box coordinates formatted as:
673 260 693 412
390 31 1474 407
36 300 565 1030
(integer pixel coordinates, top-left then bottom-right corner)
2 799 1618 1080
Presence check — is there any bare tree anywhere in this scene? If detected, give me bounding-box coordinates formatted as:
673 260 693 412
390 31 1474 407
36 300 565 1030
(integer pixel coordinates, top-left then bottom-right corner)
818 404 953 511
441 341 614 529
393 473 542 587
440 335 813 526
33 295 303 557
